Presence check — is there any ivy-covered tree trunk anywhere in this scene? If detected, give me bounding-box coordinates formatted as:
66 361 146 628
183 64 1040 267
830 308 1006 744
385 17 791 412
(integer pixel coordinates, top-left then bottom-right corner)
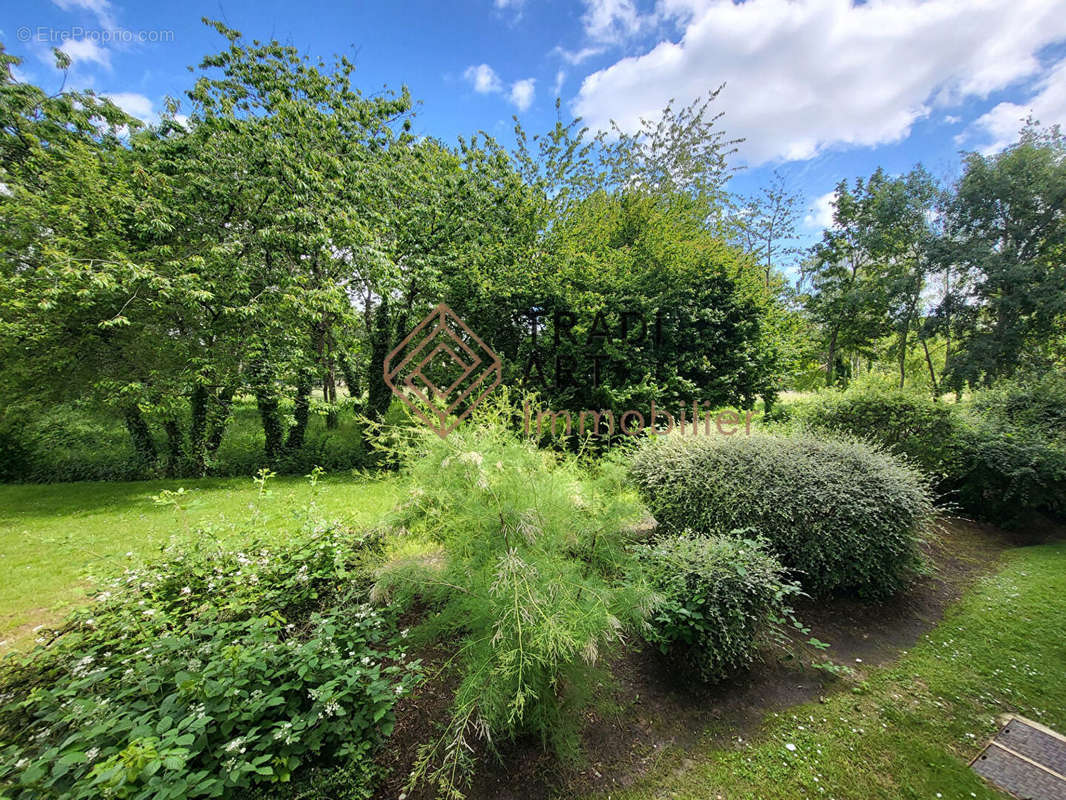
188 383 209 476
251 360 284 463
123 405 157 468
286 373 313 453
339 354 360 399
366 298 393 420
206 387 234 456
162 418 186 477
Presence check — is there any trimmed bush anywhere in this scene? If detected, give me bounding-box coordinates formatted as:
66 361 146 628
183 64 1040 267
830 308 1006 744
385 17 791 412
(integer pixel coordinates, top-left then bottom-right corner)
777 382 1066 524
637 533 799 682
971 372 1066 439
629 432 935 598
951 419 1066 521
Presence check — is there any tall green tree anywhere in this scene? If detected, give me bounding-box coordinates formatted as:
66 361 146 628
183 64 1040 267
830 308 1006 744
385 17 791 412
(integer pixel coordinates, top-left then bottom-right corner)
934 123 1066 388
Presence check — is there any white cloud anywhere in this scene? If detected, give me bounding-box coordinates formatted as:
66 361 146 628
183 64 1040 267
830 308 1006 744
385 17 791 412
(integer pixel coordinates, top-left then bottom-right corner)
964 56 1066 153
463 63 536 111
573 0 1066 165
494 0 523 7
60 38 111 69
464 63 503 94
804 190 836 230
552 69 566 97
52 0 116 29
582 0 648 43
510 78 536 111
553 45 604 65
105 91 154 122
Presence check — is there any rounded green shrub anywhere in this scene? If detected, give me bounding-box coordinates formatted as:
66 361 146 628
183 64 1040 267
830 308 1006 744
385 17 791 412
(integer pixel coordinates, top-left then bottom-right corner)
629 432 935 598
637 533 798 682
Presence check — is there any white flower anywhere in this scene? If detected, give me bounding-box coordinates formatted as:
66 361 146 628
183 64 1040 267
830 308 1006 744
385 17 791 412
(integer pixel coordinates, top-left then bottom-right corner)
85 747 100 762
785 742 797 752
181 586 192 595
458 451 484 467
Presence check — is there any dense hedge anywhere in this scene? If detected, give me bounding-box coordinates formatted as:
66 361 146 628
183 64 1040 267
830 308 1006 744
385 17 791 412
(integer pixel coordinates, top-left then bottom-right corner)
637 533 798 681
629 432 935 598
781 381 1066 523
0 400 372 483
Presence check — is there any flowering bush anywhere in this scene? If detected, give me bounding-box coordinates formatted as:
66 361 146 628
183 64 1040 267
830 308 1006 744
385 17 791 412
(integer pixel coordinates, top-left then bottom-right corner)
0 484 419 799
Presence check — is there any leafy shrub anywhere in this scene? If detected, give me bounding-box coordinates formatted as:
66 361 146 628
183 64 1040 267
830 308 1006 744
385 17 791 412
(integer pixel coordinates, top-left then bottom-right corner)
629 432 935 598
950 418 1066 521
777 382 1066 523
780 385 963 479
372 422 651 798
970 372 1066 440
636 533 800 682
0 496 418 799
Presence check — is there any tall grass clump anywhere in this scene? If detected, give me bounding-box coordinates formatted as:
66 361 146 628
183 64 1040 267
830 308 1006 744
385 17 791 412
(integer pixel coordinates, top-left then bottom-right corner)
372 421 652 798
629 432 936 599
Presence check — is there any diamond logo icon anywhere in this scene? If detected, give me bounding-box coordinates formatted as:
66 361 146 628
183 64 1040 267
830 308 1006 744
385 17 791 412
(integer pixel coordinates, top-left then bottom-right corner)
384 303 502 438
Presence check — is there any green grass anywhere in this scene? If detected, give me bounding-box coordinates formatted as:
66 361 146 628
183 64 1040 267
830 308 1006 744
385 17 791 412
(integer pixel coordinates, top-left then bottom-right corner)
0 473 401 647
604 541 1066 800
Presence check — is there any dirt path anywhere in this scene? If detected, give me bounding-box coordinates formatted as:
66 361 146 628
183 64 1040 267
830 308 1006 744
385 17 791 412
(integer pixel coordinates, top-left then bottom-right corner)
373 519 1034 800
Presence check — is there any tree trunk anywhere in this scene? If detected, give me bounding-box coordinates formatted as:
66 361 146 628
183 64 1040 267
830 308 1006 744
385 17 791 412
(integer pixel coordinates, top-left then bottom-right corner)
163 418 186 478
339 355 360 399
367 298 393 420
206 387 234 455
251 360 284 463
123 405 157 468
921 338 940 399
286 373 313 453
826 328 839 387
897 325 909 389
188 383 209 476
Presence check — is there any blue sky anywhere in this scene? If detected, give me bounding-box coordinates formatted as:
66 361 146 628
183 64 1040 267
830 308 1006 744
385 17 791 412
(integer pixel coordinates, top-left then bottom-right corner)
4 0 1066 244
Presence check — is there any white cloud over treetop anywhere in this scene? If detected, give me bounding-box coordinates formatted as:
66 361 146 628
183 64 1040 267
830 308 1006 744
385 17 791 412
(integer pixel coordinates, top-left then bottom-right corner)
573 0 1066 165
463 63 536 111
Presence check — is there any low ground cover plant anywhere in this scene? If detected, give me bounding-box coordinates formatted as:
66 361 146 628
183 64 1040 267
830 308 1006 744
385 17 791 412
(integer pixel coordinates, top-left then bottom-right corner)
636 532 802 682
371 422 653 798
629 432 936 598
0 476 418 799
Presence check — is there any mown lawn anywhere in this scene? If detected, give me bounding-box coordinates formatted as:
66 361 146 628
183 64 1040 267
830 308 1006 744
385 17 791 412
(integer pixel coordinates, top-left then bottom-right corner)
0 473 401 647
605 540 1066 800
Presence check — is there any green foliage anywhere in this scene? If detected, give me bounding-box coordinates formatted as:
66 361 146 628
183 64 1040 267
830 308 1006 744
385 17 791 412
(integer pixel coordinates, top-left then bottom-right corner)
950 416 1066 522
0 489 418 799
778 380 1066 523
629 432 934 598
372 423 651 798
782 384 961 479
970 371 1066 439
935 124 1066 388
636 533 800 682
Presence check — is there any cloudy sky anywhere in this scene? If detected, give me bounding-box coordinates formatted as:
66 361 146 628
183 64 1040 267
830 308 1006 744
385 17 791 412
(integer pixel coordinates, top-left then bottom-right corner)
4 0 1066 238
